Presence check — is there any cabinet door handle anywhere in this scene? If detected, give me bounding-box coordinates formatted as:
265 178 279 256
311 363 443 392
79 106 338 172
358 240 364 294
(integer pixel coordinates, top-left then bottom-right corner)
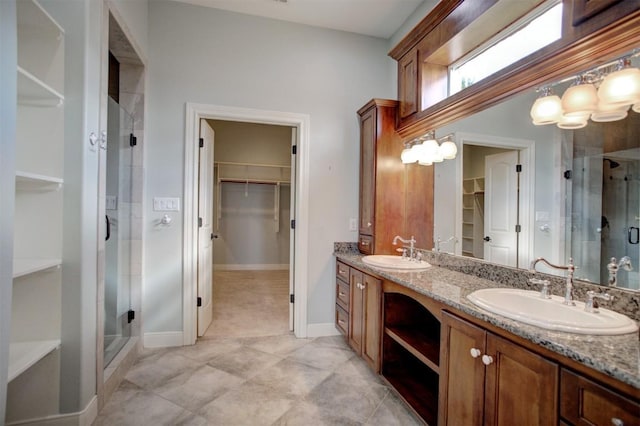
367 222 372 227
338 319 346 325
339 292 346 297
361 240 370 246
470 348 481 358
611 418 624 426
482 354 494 365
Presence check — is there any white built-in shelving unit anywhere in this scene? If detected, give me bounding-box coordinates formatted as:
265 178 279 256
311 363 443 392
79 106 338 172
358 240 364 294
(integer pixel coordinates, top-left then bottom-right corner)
461 177 485 258
7 0 65 421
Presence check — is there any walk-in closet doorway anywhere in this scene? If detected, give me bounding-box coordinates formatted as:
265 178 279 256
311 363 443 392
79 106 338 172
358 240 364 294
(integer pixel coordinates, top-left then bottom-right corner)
183 103 311 345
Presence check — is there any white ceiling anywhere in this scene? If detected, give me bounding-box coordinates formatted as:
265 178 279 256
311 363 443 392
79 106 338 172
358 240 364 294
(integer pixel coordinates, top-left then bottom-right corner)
172 0 426 39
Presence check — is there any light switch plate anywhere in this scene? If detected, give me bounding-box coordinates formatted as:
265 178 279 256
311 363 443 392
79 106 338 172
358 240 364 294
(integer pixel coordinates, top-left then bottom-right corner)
153 197 181 211
349 218 358 231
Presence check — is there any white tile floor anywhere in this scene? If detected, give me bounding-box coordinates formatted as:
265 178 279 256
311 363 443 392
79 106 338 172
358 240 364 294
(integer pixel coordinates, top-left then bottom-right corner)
94 271 423 425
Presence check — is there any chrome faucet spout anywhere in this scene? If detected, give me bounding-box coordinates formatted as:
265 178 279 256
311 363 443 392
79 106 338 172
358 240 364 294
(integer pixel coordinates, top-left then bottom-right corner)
530 257 576 306
607 256 633 287
392 235 417 260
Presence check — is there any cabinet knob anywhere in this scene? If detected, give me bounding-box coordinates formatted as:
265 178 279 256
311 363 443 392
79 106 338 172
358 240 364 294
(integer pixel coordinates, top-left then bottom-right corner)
611 418 624 426
367 222 372 227
339 292 346 297
361 240 370 246
481 354 494 366
470 348 481 358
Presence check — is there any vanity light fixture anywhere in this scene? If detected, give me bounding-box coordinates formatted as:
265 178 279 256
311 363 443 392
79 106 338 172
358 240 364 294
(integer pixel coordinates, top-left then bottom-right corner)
531 51 640 127
401 131 457 165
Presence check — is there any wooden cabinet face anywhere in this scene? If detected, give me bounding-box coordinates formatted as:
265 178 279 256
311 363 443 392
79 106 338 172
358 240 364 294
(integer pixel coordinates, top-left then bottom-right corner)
561 369 640 426
349 269 364 354
440 312 559 426
484 334 558 426
398 49 419 119
440 312 486 426
358 107 376 236
361 274 382 372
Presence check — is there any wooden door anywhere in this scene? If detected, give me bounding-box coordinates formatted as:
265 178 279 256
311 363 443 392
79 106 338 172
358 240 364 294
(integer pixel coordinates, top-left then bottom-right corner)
398 48 419 119
484 151 519 267
439 312 487 426
349 269 364 354
484 333 558 426
359 106 376 237
361 273 381 372
197 119 214 336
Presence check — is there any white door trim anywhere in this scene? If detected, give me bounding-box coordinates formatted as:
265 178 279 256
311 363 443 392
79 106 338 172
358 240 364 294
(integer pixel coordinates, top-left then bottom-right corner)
183 103 310 345
454 132 535 269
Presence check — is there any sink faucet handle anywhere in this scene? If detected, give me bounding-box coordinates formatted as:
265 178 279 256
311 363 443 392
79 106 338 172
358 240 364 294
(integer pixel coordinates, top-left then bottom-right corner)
584 290 614 313
529 278 551 299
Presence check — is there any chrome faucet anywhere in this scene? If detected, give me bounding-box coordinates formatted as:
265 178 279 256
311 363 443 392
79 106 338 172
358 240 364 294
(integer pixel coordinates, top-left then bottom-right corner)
393 235 416 260
530 257 576 305
607 256 632 287
584 290 614 313
434 236 457 253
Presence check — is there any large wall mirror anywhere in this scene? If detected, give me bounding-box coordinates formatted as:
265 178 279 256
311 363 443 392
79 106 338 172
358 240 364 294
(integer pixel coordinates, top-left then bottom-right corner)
431 48 639 292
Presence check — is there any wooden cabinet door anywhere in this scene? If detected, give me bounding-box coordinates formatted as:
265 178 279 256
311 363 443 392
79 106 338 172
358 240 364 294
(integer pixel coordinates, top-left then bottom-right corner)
358 106 376 237
398 48 419 119
439 312 487 426
361 273 382 372
484 333 558 426
348 269 364 354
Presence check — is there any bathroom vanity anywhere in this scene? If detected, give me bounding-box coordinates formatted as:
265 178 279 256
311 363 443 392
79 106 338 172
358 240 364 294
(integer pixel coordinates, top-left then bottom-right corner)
334 253 639 425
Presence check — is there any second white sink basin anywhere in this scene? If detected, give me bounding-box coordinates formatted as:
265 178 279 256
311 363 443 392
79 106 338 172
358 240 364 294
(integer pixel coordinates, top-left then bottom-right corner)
467 288 638 335
362 255 431 271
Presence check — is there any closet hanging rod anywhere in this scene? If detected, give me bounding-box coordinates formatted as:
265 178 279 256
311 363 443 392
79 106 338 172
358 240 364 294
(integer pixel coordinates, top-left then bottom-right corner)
218 178 291 186
215 161 291 169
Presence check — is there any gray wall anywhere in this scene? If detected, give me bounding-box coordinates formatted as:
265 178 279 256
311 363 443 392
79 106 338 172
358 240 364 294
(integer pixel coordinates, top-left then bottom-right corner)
144 0 395 334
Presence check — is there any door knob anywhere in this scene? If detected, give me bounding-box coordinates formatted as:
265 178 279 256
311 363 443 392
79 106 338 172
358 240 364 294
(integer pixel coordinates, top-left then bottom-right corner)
470 348 481 358
483 236 491 242
482 354 494 365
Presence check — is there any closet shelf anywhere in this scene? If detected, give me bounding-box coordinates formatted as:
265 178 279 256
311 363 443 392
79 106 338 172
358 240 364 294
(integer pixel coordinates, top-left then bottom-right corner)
13 258 61 279
16 171 63 189
8 339 61 382
17 67 64 107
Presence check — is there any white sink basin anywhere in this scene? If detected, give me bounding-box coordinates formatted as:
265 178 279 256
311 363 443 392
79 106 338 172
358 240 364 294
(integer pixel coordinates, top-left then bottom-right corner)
467 288 638 335
362 255 431 271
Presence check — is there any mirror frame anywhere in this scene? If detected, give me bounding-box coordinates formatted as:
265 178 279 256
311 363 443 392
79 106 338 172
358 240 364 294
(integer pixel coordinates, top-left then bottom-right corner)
391 0 640 140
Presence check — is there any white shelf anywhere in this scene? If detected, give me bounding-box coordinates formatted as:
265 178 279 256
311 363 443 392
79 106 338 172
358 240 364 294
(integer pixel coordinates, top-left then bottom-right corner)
13 258 61 278
16 171 63 188
17 66 64 106
8 339 61 382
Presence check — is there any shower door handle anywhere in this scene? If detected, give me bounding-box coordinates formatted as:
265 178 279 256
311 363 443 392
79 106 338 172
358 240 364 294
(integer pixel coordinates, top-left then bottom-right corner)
105 215 111 241
629 227 639 245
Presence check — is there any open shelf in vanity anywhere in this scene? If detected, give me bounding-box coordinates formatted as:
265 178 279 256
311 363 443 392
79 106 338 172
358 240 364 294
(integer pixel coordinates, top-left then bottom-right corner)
381 289 442 425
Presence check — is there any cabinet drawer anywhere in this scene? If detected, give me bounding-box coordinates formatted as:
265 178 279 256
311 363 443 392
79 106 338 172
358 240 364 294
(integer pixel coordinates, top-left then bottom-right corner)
561 369 639 426
336 280 350 311
336 261 350 281
358 234 373 254
336 305 349 336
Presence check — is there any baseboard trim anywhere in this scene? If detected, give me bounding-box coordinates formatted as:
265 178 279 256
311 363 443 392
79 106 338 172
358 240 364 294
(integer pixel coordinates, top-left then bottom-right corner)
306 322 341 338
214 264 289 271
143 331 184 348
6 396 98 426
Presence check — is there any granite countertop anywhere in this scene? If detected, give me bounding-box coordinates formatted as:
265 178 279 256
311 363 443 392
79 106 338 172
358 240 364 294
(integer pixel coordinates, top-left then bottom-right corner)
335 252 640 390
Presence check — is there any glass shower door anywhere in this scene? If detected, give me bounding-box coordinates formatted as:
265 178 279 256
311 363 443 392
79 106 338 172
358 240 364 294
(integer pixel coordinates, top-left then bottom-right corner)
104 97 134 367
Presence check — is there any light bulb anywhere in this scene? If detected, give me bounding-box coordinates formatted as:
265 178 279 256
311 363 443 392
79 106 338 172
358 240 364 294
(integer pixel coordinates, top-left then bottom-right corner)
531 92 562 125
561 79 597 117
591 102 629 122
401 147 415 164
598 60 640 107
557 113 588 129
440 140 458 159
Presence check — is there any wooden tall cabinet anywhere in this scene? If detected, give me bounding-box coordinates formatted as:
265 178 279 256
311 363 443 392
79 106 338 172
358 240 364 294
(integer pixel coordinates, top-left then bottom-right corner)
348 267 382 372
439 312 559 426
7 0 65 422
357 99 433 255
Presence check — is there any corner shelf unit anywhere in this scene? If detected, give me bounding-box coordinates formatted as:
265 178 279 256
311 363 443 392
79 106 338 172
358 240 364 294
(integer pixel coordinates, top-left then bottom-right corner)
462 177 485 257
8 1 65 422
382 292 441 425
